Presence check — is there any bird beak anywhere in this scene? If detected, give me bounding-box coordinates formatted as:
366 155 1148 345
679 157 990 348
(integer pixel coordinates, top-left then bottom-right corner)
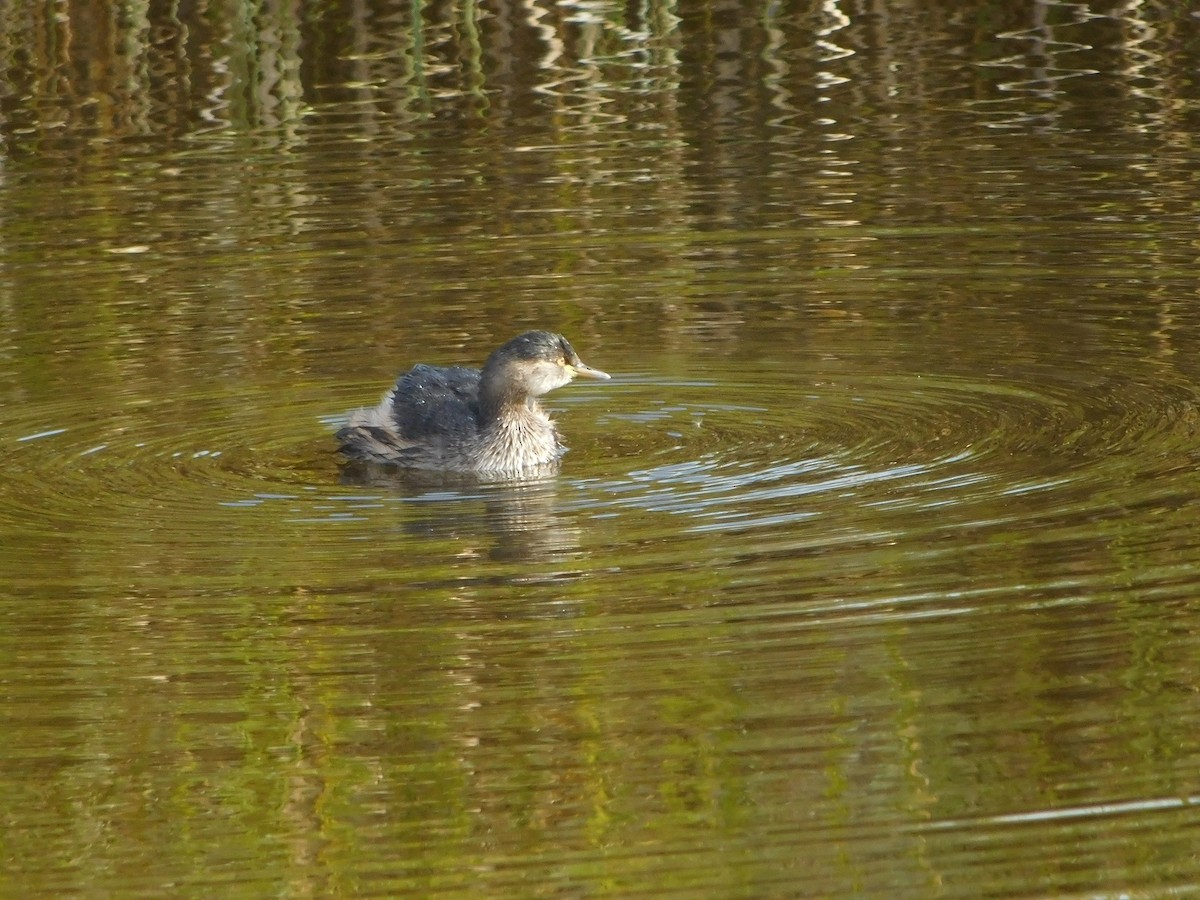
570 361 611 381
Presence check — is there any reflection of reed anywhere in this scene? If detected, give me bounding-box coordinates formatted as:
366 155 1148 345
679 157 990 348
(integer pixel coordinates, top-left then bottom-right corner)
0 0 310 140
0 0 1193 388
0 1 1187 149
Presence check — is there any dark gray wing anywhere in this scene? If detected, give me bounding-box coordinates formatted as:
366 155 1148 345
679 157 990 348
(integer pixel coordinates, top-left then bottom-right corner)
390 364 481 441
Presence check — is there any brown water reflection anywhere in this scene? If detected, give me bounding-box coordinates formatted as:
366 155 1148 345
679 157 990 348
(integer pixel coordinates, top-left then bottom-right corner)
3 1 1200 897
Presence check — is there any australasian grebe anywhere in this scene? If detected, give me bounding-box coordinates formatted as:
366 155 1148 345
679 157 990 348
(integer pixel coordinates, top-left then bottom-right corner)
335 331 610 475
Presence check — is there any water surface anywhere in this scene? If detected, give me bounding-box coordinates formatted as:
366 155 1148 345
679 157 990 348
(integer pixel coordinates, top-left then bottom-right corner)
3 1 1200 896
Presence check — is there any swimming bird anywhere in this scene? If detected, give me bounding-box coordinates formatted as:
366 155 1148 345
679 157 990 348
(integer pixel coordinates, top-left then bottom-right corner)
335 330 610 475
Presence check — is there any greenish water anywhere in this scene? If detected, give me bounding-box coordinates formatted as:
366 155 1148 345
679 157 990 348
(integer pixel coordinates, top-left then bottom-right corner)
4 1 1200 896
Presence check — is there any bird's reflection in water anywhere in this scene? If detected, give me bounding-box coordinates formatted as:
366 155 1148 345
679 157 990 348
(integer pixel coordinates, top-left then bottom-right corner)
339 461 583 567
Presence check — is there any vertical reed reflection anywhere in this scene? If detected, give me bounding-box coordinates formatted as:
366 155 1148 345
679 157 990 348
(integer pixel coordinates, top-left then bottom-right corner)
0 0 1190 151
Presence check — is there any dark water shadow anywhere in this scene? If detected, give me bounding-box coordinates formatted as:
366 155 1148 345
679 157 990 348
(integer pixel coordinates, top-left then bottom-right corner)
337 460 583 566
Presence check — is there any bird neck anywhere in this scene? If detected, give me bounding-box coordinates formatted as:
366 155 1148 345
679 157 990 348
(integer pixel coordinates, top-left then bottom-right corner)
470 395 560 472
478 367 535 424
